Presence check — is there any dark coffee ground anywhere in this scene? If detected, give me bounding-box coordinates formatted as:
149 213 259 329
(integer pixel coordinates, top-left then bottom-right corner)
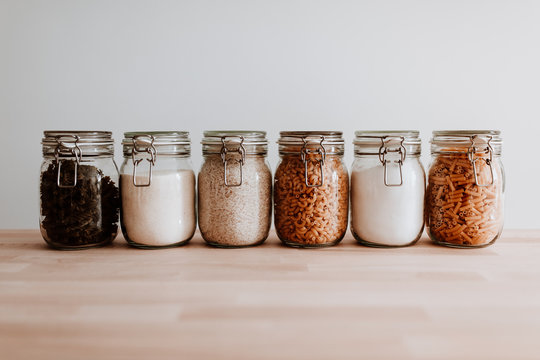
40 161 120 249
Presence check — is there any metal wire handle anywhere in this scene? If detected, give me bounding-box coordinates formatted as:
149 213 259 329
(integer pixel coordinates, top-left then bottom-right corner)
131 135 157 187
300 136 326 187
378 136 406 187
468 135 494 187
220 136 246 187
54 135 82 188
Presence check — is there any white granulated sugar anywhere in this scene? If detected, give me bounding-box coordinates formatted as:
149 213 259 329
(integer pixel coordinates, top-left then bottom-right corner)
121 170 196 246
350 161 425 246
198 156 272 247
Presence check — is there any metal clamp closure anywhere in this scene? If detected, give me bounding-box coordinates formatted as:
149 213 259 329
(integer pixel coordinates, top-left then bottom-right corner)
131 135 156 187
468 135 494 187
54 135 82 188
301 136 326 187
378 136 406 186
220 136 246 187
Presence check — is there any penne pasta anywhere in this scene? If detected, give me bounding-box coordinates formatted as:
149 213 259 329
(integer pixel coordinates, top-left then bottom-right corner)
426 152 502 247
275 154 349 246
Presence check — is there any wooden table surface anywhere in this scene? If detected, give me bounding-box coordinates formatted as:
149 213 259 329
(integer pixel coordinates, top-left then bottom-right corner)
1 229 540 360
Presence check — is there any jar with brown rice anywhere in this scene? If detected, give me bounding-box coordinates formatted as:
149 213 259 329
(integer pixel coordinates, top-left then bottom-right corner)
198 131 272 248
274 131 349 248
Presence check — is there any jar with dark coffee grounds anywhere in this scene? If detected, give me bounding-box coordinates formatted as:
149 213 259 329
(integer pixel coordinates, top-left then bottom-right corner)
39 131 120 249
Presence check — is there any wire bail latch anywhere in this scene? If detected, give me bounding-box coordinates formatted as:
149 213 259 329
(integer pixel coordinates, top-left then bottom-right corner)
468 135 494 187
54 135 82 188
378 136 406 187
131 135 157 187
220 136 246 187
300 136 326 188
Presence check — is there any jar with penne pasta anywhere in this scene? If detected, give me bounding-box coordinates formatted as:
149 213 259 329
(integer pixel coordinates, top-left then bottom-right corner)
274 131 349 248
426 130 504 248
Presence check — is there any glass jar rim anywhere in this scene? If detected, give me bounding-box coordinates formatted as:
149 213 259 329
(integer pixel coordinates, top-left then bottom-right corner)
354 130 421 156
431 130 502 155
123 131 190 145
201 130 267 145
42 130 113 146
278 131 344 145
42 131 114 157
202 130 267 155
123 131 191 156
432 129 501 137
354 130 421 145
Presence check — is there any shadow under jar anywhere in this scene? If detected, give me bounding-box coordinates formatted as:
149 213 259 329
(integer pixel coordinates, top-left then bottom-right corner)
351 131 425 247
198 131 272 248
426 130 504 248
39 131 120 250
120 132 196 249
274 131 349 248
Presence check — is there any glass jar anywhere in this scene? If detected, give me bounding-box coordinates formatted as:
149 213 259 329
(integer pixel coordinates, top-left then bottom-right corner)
120 132 196 248
426 130 504 248
351 131 425 247
198 131 272 248
274 131 349 248
39 131 120 249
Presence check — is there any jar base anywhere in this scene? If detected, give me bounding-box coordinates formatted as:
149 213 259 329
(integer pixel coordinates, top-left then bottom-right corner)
355 240 417 248
44 239 114 250
279 239 342 248
204 239 267 248
351 228 422 248
431 240 496 249
427 228 500 248
126 239 191 249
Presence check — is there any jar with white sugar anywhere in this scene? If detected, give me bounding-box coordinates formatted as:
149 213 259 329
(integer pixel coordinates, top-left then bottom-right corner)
198 131 272 248
350 131 425 247
120 132 196 248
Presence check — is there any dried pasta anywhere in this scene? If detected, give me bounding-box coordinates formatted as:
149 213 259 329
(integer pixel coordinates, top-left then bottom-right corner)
274 154 349 247
426 153 503 247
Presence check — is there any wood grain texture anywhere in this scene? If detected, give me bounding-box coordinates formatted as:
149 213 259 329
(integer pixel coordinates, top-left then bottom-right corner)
1 229 540 360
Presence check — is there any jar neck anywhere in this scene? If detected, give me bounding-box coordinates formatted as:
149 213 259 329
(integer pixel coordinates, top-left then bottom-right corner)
431 147 501 157
125 154 191 160
354 153 420 159
279 146 344 157
203 152 267 158
44 153 114 160
202 143 268 156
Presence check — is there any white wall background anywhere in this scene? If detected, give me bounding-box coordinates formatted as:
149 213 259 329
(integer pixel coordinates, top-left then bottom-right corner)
1 0 539 229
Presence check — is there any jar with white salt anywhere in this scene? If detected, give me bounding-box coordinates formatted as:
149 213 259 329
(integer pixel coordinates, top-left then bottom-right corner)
350 131 425 247
120 132 196 248
198 131 272 248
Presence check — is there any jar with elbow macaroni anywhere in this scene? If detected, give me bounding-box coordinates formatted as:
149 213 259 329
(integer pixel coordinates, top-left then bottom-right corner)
274 131 349 248
426 130 504 248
